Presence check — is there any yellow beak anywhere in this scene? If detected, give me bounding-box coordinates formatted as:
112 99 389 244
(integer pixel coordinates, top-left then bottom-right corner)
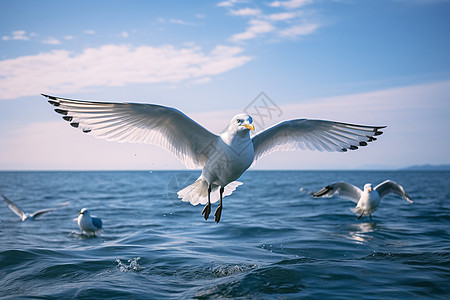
243 124 255 131
78 212 83 215
368 187 372 192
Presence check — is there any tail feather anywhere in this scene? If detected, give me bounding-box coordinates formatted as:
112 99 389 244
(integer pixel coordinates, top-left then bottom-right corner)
177 177 243 206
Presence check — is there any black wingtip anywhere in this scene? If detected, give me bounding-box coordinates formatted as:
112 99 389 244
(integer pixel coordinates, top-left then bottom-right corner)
70 122 79 128
341 148 347 152
48 100 60 106
349 145 358 150
359 141 368 147
62 116 73 122
42 94 58 100
374 131 383 136
313 186 330 198
54 108 68 115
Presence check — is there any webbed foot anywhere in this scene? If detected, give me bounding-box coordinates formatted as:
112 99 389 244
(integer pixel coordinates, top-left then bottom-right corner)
202 203 211 220
214 205 222 223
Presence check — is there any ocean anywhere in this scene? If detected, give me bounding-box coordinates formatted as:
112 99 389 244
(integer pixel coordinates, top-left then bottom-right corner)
0 170 449 299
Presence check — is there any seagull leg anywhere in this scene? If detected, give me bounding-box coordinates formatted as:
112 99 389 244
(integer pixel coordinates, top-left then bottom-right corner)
202 185 212 221
214 187 224 223
369 214 372 221
356 211 364 220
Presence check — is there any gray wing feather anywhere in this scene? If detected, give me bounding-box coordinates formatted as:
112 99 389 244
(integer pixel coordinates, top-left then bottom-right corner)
91 217 102 229
30 208 56 219
374 180 413 203
252 119 385 162
43 94 219 169
313 182 362 204
2 194 27 221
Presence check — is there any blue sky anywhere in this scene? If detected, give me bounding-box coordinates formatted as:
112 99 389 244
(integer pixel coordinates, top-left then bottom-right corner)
0 0 449 170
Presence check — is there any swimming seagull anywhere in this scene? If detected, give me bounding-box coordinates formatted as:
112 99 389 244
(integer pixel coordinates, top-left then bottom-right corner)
42 94 385 223
76 208 102 236
2 193 69 221
313 180 413 220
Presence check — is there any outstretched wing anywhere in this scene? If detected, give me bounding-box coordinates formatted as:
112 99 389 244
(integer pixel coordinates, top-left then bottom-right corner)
43 94 219 169
30 208 56 219
2 194 27 221
31 201 69 219
252 119 385 162
374 180 413 203
313 182 362 204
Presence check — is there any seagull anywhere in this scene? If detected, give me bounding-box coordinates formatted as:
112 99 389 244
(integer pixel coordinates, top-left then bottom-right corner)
76 208 102 236
312 180 413 220
2 193 69 221
43 94 385 223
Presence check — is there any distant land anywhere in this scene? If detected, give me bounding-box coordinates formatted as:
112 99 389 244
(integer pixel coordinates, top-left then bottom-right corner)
401 164 450 171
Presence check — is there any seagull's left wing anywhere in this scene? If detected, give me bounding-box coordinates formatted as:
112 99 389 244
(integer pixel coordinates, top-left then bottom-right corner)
252 119 385 162
374 180 413 203
91 217 102 229
43 94 219 169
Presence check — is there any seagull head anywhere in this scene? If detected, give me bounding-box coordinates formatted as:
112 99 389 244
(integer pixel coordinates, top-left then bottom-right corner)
78 208 90 217
363 184 373 193
229 114 255 136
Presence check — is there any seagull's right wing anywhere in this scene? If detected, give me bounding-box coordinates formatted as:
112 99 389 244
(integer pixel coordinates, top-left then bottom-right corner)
43 94 219 169
30 208 56 219
374 180 413 203
2 194 27 221
312 182 362 203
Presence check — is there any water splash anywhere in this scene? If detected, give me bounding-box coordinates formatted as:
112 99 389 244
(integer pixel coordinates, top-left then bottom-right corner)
115 257 144 272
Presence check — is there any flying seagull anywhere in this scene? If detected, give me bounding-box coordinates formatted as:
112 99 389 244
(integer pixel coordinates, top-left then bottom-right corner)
313 180 413 220
43 94 385 223
2 193 69 221
76 208 102 236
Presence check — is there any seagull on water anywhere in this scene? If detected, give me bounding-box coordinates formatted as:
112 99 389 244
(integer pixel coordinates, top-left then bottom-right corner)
43 94 385 223
2 193 69 221
313 180 413 220
76 208 102 236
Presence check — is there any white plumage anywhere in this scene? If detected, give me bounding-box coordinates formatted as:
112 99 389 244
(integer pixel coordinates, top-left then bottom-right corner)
313 180 413 219
43 94 385 223
77 208 102 236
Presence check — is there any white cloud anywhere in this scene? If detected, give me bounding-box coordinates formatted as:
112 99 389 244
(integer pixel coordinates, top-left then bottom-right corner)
169 18 193 25
217 0 236 7
230 19 275 41
119 31 129 38
84 29 95 35
265 11 298 21
42 37 61 45
64 35 74 40
268 0 313 9
2 30 31 41
279 23 319 37
0 44 252 100
230 8 262 16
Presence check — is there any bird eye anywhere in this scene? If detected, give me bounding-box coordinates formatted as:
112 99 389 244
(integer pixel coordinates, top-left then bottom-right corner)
236 119 241 124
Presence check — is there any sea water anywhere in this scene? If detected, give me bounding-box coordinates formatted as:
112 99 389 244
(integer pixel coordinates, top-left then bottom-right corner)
0 171 449 299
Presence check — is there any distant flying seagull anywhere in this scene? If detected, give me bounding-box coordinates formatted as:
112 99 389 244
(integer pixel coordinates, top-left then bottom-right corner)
43 94 385 223
76 208 102 236
313 180 413 220
2 193 69 221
